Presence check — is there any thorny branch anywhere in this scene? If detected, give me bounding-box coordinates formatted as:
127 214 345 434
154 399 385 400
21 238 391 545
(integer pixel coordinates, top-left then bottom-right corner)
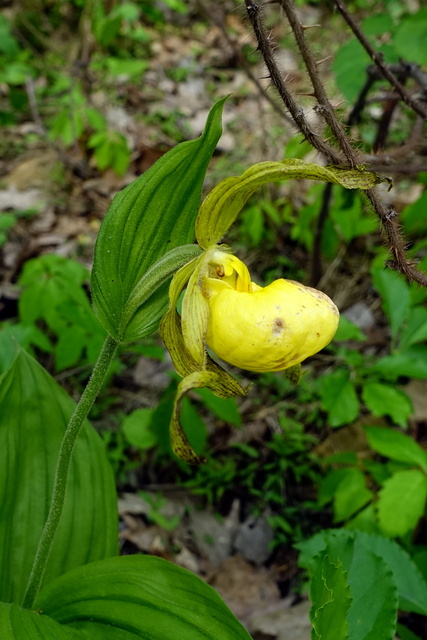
244 0 427 288
245 0 342 165
196 0 294 125
278 0 356 165
333 0 427 121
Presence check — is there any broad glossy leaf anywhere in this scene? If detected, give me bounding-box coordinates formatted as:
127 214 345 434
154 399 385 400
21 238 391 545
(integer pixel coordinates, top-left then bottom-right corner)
196 159 389 248
377 470 427 538
34 555 253 640
91 98 226 342
0 348 117 604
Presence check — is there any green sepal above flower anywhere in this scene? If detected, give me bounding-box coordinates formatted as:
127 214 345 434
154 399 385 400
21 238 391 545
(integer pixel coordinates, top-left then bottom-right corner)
195 159 391 248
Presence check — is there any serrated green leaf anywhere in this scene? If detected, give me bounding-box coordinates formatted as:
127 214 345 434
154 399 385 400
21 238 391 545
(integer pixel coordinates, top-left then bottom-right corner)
91 98 227 342
357 533 427 617
377 469 427 538
310 555 350 640
305 530 397 640
318 369 360 427
0 348 117 604
362 382 412 428
364 426 427 472
298 530 427 617
33 555 252 640
196 159 389 248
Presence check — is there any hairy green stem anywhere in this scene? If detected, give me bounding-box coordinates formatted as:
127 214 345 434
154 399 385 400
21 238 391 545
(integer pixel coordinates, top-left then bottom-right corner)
22 334 119 610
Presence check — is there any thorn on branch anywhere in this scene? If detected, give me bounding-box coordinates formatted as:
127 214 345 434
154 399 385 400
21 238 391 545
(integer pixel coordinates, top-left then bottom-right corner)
385 259 419 271
384 208 399 221
315 55 332 66
246 0 258 13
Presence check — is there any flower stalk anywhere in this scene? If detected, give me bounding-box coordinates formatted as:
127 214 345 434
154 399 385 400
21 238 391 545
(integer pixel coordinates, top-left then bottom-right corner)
22 334 118 609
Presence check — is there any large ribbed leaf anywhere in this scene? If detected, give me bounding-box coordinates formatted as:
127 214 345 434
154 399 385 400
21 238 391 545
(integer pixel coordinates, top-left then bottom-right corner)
0 349 117 604
91 98 227 343
0 603 83 639
32 555 252 640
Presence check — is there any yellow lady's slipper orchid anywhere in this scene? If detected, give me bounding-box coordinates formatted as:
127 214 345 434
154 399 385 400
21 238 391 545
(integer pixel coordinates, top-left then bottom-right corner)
158 152 389 464
202 253 339 373
161 248 339 463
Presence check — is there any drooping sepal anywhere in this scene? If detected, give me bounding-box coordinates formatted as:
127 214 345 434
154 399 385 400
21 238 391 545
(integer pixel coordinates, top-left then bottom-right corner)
196 159 391 248
171 370 246 465
160 252 248 464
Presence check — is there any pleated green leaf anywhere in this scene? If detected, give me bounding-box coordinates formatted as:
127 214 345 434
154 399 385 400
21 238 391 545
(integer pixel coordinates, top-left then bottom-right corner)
91 97 227 343
0 603 83 640
32 555 252 640
0 348 117 604
196 159 390 248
